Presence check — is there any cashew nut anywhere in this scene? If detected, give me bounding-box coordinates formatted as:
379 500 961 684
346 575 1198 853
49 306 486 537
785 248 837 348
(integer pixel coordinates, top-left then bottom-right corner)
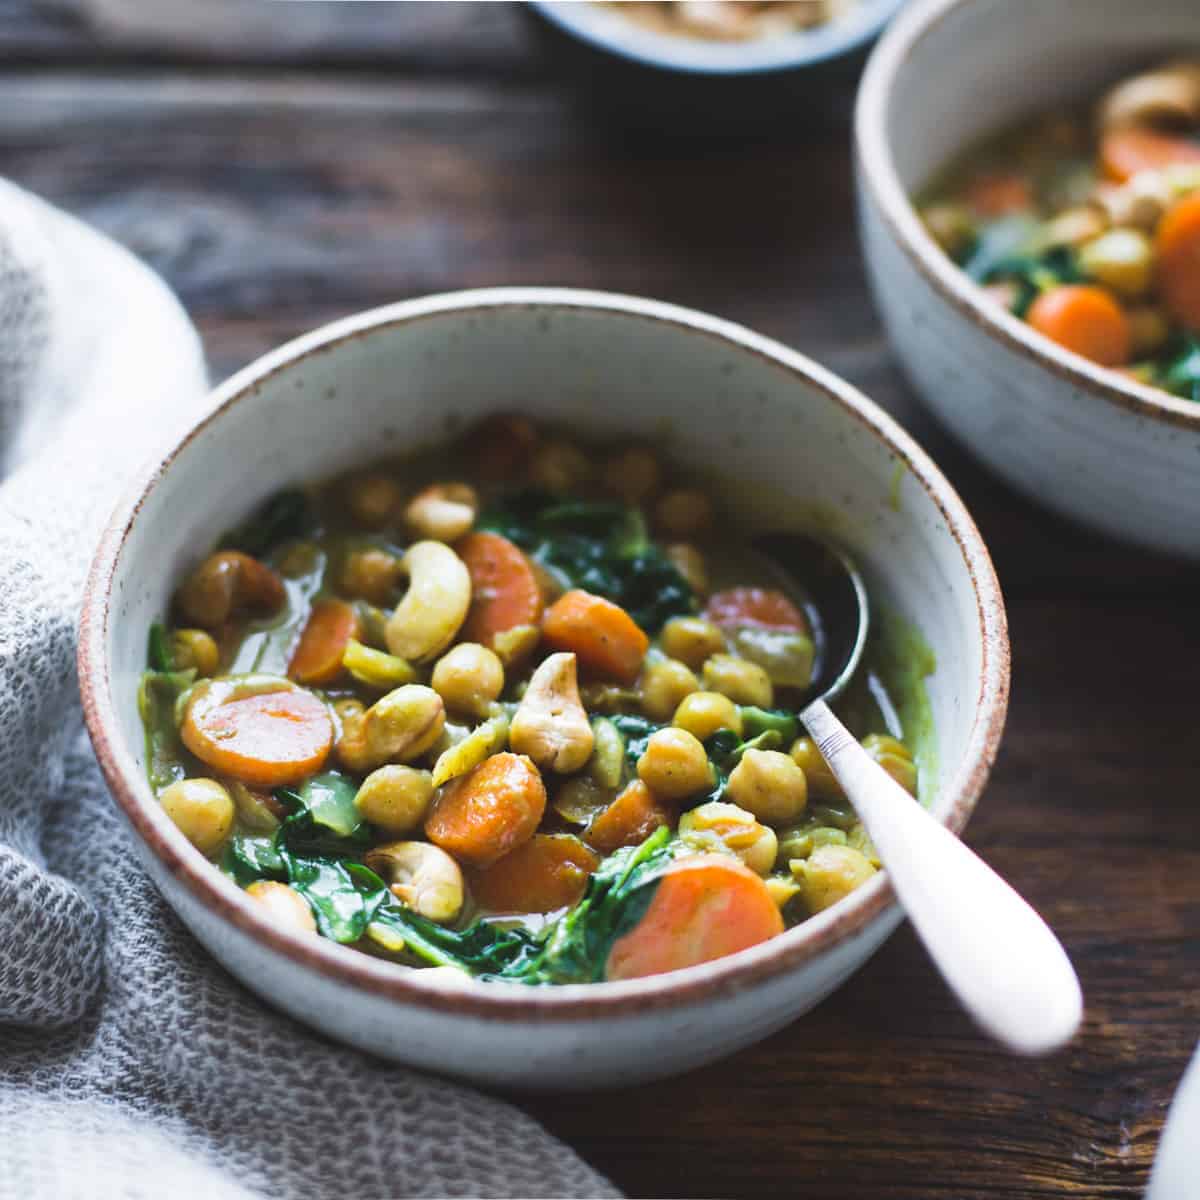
1098 60 1200 132
365 840 464 923
337 684 445 772
509 652 595 773
385 541 471 661
176 551 286 629
404 482 478 542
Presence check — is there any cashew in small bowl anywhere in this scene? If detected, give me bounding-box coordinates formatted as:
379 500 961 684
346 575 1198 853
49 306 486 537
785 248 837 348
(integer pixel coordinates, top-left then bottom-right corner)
404 482 479 542
1097 60 1200 132
509 651 595 773
365 840 465 923
385 540 471 661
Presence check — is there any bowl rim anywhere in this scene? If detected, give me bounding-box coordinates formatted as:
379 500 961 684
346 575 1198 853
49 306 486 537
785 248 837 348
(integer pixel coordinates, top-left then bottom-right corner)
854 0 1200 432
78 286 1010 1022
528 0 908 76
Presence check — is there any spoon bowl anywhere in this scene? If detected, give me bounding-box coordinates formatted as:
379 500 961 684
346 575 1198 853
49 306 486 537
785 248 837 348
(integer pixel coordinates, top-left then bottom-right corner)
759 530 1083 1056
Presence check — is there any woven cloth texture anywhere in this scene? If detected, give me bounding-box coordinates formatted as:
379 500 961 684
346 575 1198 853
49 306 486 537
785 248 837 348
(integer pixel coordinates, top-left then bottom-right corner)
0 178 617 1200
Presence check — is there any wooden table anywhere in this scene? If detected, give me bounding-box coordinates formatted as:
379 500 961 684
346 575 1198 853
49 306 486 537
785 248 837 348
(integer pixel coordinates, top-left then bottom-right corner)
6 3 1197 1195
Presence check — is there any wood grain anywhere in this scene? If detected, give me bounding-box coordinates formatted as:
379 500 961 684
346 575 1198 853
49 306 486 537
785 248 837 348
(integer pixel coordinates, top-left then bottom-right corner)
3 19 1197 1196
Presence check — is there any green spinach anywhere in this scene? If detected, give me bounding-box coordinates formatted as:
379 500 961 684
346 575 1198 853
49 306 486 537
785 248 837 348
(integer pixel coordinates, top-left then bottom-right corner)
137 668 197 791
477 490 694 632
1161 338 1200 402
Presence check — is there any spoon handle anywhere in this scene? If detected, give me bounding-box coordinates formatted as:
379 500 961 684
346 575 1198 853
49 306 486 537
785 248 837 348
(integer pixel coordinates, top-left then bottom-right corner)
801 699 1082 1056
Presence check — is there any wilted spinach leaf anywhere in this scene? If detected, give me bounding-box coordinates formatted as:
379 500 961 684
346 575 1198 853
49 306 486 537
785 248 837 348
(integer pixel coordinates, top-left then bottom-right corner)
223 834 287 887
221 488 314 558
147 623 173 672
1161 338 1200 403
477 490 695 631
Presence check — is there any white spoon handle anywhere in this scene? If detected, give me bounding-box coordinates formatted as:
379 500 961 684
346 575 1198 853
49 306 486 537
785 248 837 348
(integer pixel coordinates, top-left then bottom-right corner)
802 699 1082 1056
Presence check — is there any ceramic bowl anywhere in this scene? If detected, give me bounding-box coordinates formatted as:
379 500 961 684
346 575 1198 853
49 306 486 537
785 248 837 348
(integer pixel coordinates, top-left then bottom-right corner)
78 288 1008 1090
856 0 1200 558
523 1 907 134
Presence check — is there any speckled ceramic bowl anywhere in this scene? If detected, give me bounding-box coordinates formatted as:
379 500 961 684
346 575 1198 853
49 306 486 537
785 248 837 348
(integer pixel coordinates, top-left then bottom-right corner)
856 0 1200 558
78 288 1008 1089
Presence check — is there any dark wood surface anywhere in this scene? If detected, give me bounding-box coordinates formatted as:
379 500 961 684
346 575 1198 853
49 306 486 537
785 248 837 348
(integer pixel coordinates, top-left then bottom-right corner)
5 3 1197 1196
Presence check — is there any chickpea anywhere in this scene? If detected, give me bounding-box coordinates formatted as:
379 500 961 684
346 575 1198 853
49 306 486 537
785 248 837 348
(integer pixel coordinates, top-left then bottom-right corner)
338 686 445 772
672 690 743 742
354 764 435 834
726 749 807 826
920 203 975 257
245 881 316 934
168 629 219 677
655 489 713 539
339 549 402 605
863 733 918 796
176 551 285 629
702 653 773 708
275 541 321 579
636 728 712 801
679 801 778 876
159 778 234 857
529 439 590 493
789 737 842 800
1078 228 1154 298
639 657 699 722
1042 206 1107 248
404 482 478 543
791 844 876 913
467 413 537 479
601 446 661 505
431 643 505 718
344 472 403 528
664 543 709 596
659 616 724 669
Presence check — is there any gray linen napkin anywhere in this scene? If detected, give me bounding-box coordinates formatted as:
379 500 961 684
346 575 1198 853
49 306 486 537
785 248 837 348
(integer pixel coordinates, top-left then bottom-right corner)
0 179 617 1200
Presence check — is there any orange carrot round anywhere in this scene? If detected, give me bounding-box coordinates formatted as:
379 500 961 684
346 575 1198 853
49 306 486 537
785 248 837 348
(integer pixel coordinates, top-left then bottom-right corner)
585 780 671 855
1156 192 1200 331
1100 127 1200 183
1026 284 1131 366
457 532 543 649
541 589 649 684
469 833 599 915
424 752 546 869
605 854 784 981
181 687 333 788
705 587 808 632
288 599 359 686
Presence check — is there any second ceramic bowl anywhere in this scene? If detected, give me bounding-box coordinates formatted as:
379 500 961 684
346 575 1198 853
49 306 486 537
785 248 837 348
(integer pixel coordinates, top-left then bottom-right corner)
79 288 1008 1089
857 0 1200 558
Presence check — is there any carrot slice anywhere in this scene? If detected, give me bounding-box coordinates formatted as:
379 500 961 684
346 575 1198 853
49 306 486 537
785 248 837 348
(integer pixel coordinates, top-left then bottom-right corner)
705 587 808 632
469 833 599 915
288 599 359 686
457 532 543 649
605 854 784 981
424 752 546 869
541 589 649 684
1100 127 1200 183
584 780 672 855
1026 285 1131 367
181 688 333 788
963 172 1033 218
1156 192 1200 331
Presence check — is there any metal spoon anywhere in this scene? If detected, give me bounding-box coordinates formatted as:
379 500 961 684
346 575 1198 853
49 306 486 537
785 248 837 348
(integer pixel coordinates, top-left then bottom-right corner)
754 532 1083 1056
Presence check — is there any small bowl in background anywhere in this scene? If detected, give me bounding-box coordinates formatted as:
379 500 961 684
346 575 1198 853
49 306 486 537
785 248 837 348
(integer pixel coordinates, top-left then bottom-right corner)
79 288 1007 1089
525 0 908 134
856 0 1200 558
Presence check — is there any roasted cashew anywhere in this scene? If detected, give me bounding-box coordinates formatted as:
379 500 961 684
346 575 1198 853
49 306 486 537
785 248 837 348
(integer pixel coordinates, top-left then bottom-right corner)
404 482 478 542
509 652 594 773
366 840 464 923
385 541 471 661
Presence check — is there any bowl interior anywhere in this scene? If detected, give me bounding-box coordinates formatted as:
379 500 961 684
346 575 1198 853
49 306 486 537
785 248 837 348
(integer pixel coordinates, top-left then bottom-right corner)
98 292 1004 984
874 0 1200 195
531 0 907 74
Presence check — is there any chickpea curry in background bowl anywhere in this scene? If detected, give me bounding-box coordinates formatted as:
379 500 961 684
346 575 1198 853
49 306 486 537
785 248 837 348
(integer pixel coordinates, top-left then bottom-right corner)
919 59 1200 397
141 414 921 985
